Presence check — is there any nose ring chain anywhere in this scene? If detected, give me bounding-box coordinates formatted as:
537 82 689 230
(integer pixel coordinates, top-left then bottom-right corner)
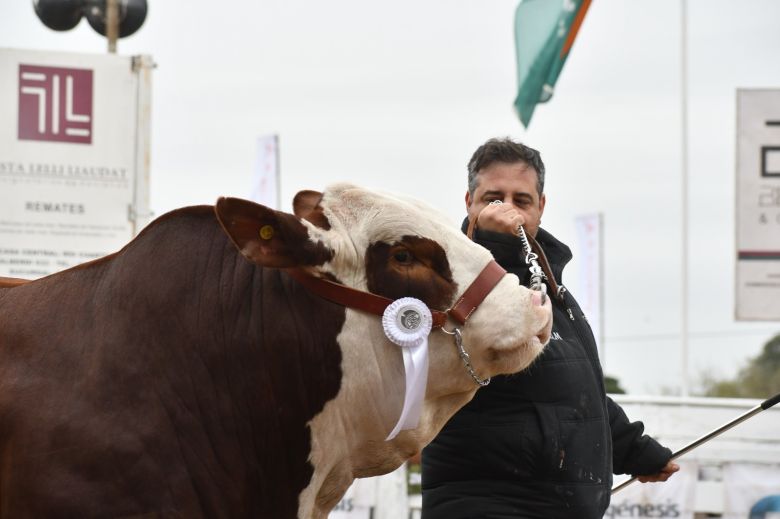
488 200 547 303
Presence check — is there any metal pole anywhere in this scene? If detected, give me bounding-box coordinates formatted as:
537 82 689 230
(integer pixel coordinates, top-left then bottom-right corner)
680 0 690 397
612 391 780 495
130 55 155 235
106 0 119 53
598 212 605 366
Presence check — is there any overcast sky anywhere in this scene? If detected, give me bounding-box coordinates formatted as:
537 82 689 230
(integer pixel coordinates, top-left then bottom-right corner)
2 0 779 395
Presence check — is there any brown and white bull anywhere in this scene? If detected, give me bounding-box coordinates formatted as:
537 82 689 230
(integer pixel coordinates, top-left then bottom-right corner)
0 183 551 518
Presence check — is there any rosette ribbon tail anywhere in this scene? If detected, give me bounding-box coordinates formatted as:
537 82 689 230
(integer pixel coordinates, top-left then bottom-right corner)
385 337 429 441
382 298 433 441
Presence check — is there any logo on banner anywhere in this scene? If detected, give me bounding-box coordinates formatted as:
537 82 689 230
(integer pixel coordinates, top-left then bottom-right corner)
604 500 681 518
18 64 93 144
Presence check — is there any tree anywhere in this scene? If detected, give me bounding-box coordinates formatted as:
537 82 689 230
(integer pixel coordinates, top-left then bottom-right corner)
604 375 626 394
700 333 780 398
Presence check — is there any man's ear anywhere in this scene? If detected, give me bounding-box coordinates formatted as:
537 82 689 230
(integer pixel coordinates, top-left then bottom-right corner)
464 191 472 210
215 197 333 268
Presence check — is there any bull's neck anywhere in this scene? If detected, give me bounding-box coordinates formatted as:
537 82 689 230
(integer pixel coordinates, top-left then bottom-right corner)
298 315 479 518
120 208 346 517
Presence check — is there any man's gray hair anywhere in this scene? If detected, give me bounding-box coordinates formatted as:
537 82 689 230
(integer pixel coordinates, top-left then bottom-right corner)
467 138 546 197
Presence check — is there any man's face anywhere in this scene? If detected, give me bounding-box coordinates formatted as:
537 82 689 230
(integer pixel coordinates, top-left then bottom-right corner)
465 161 546 238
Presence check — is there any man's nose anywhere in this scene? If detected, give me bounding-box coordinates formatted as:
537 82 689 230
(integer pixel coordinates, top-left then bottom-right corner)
505 196 522 208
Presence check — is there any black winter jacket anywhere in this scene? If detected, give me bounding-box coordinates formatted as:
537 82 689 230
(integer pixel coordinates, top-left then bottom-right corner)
421 224 672 519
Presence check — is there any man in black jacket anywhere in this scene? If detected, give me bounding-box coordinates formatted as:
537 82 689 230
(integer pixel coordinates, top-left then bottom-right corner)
421 138 678 518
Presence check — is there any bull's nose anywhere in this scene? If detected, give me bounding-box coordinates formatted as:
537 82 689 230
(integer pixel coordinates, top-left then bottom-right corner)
531 291 543 307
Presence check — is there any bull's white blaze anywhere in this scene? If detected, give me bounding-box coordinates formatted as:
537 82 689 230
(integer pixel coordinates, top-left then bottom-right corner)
292 184 552 519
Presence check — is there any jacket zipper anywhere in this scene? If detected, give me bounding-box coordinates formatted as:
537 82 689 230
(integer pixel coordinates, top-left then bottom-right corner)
558 286 576 321
558 286 603 385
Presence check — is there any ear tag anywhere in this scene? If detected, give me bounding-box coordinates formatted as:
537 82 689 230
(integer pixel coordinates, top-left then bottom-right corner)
382 297 432 441
259 225 274 240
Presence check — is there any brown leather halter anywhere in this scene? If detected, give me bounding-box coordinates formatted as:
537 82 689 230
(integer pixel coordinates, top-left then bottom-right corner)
285 259 506 329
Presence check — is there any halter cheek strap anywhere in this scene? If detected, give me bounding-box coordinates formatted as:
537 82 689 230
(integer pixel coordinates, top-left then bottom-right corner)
448 260 506 324
284 259 506 327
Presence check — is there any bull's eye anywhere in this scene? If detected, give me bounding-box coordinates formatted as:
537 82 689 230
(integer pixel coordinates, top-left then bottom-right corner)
392 249 413 265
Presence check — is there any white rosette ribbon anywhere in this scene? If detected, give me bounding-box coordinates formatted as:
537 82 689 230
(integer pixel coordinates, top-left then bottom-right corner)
382 297 433 441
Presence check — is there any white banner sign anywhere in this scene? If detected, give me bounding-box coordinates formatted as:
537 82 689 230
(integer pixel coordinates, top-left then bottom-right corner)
723 463 780 519
574 212 603 348
250 134 279 209
0 48 152 279
736 89 780 321
329 476 375 519
605 461 697 519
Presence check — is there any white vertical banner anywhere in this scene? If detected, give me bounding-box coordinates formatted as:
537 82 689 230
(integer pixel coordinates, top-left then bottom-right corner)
329 465 408 519
736 89 780 321
250 134 280 209
605 461 698 519
329 476 375 519
574 213 603 352
373 464 409 519
723 463 780 519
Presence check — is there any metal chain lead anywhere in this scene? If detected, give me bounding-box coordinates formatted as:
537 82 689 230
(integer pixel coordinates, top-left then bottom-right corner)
490 200 547 304
487 199 547 303
449 200 548 387
453 328 490 387
516 224 547 304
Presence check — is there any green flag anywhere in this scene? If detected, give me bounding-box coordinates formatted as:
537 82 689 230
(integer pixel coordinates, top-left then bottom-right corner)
513 0 592 128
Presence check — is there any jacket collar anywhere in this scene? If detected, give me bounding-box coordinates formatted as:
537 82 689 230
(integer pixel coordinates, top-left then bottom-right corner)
533 228 572 281
460 217 573 282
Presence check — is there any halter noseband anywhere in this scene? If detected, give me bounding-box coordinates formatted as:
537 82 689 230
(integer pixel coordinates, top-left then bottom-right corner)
285 259 505 328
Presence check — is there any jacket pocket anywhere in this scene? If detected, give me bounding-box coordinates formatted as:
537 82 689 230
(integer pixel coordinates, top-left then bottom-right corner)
476 414 544 481
534 403 610 484
532 402 562 479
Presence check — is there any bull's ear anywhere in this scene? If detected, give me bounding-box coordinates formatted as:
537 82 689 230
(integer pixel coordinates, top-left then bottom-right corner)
215 197 333 268
293 190 331 230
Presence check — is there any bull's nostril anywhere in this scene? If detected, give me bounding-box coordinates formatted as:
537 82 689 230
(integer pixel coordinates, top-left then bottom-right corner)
531 291 542 307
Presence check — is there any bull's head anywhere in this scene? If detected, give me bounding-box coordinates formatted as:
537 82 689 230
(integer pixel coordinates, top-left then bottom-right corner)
215 183 551 517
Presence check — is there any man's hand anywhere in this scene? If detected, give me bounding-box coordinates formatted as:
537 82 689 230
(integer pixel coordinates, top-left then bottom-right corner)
476 202 525 236
637 461 680 483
